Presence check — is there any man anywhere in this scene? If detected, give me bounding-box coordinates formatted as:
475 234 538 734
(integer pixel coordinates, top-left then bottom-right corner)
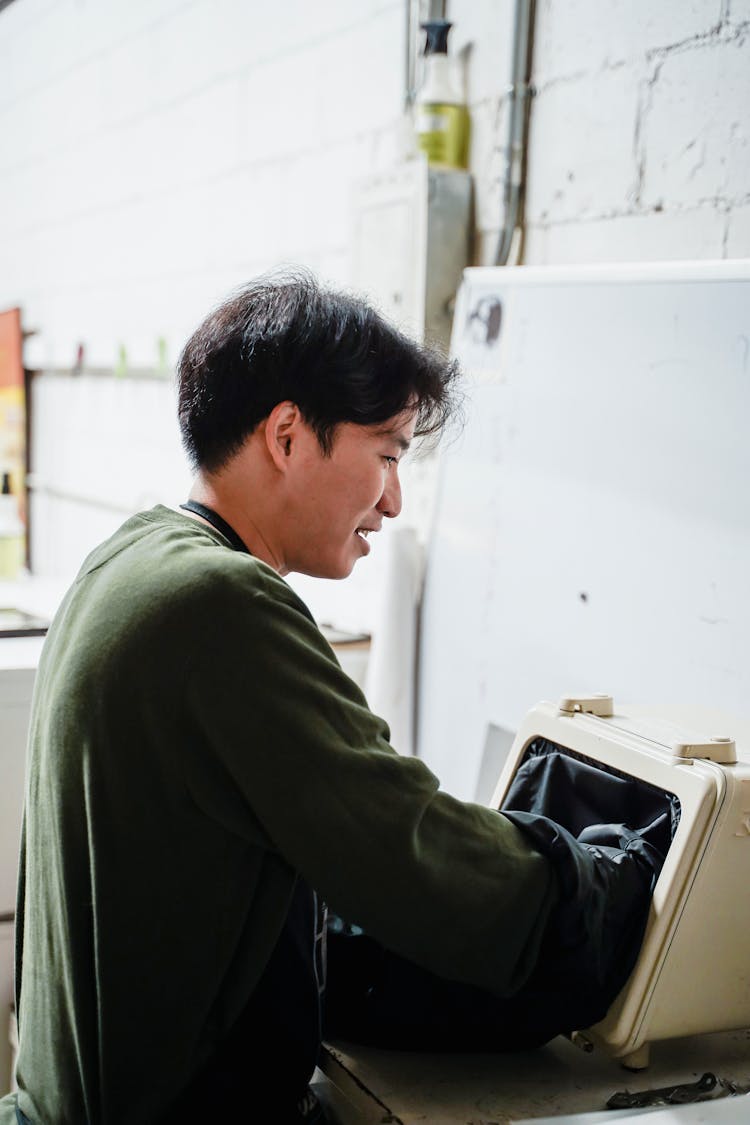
2 275 656 1125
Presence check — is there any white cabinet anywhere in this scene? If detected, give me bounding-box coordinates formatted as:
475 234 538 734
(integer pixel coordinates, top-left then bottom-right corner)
0 662 36 916
0 650 40 1097
0 923 14 1096
0 587 55 1097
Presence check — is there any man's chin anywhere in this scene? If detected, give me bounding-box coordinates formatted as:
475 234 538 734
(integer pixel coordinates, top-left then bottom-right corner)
329 559 357 581
296 557 357 581
323 545 363 580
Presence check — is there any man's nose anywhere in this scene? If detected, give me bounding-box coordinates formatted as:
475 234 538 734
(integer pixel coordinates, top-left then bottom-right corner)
377 468 402 519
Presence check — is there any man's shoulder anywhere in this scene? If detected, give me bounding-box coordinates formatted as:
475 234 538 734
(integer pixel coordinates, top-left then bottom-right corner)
78 505 239 576
57 505 315 644
77 505 284 593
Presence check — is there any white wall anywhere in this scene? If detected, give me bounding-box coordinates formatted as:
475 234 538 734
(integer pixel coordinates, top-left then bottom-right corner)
2 1 747 374
0 0 748 592
0 0 406 371
27 372 191 579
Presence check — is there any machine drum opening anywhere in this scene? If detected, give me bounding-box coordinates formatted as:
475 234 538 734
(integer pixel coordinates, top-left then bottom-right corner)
500 737 681 855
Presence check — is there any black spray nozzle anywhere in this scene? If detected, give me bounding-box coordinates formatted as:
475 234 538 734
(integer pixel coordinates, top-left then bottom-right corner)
421 19 452 56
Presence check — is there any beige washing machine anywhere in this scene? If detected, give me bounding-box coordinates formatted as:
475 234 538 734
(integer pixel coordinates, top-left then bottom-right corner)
491 695 750 1070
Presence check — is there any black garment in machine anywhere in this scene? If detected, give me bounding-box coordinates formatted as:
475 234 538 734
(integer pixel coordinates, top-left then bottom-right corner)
325 738 679 1052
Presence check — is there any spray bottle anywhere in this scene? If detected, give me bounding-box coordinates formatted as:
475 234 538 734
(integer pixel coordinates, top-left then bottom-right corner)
415 19 469 170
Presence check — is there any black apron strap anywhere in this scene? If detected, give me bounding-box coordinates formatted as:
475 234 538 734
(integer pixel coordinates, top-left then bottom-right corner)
179 501 251 555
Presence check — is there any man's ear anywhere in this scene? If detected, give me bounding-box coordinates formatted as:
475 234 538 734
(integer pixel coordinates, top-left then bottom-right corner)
264 401 303 471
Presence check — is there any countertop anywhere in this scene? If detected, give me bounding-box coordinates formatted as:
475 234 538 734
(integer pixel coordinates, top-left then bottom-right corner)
318 1030 750 1124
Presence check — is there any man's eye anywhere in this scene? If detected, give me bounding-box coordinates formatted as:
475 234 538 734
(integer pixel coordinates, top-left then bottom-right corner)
382 456 398 465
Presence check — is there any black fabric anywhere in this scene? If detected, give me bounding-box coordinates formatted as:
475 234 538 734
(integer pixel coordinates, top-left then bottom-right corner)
161 879 327 1124
503 738 681 855
498 812 661 1042
325 739 675 1052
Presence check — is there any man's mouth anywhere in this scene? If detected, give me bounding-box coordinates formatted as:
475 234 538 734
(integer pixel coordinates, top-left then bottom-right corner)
355 528 370 541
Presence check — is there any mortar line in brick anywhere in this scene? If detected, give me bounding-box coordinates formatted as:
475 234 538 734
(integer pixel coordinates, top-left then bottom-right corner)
0 0 401 122
0 91 403 179
0 0 56 35
521 197 748 232
4 249 352 295
529 70 589 95
2 126 396 239
0 0 202 117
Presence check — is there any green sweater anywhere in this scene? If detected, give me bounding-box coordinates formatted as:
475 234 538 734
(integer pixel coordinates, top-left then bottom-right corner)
1 506 557 1125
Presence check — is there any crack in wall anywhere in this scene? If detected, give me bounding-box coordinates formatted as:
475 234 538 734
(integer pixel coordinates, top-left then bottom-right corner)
721 207 731 256
646 17 749 61
534 17 744 90
532 17 750 96
684 139 709 184
631 57 664 208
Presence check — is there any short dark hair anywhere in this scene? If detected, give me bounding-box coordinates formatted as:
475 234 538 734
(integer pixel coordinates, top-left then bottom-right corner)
176 271 461 472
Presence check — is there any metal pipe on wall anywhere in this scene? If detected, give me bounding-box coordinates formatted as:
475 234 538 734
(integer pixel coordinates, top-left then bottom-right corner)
404 0 420 110
495 0 537 265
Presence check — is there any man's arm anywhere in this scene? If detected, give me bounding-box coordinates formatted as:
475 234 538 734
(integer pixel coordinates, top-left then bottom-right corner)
182 563 558 1001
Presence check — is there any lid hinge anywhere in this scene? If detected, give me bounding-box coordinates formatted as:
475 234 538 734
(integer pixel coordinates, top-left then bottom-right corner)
558 694 614 718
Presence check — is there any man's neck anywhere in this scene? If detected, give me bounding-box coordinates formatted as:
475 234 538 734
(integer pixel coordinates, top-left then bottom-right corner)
185 474 286 575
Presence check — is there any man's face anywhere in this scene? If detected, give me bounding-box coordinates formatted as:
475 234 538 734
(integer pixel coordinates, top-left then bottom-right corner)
282 407 416 579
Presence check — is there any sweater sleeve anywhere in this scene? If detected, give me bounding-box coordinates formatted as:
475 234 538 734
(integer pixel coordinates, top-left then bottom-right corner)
183 564 558 999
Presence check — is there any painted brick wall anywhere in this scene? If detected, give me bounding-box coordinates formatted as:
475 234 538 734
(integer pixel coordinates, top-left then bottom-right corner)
521 0 750 263
0 0 748 596
0 0 405 371
1 0 747 367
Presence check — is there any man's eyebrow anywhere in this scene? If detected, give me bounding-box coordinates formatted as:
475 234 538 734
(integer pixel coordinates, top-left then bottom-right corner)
386 435 412 452
372 426 412 450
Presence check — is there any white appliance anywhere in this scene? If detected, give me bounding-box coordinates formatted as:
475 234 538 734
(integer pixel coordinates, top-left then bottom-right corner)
490 695 750 1070
0 581 60 1095
0 645 39 1095
418 261 750 803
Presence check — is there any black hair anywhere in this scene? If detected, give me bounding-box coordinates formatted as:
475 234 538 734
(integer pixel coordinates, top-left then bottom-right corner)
176 271 462 472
